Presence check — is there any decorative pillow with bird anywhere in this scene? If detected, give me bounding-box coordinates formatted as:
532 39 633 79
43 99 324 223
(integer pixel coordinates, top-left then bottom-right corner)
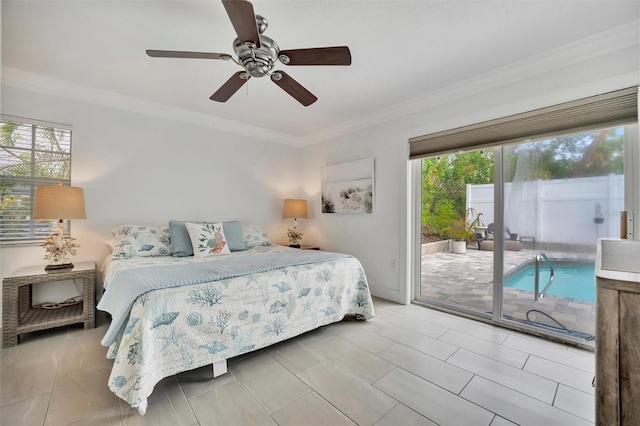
185 222 231 257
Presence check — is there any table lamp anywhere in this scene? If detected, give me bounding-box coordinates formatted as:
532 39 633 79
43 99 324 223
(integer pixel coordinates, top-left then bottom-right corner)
33 184 86 270
282 198 308 247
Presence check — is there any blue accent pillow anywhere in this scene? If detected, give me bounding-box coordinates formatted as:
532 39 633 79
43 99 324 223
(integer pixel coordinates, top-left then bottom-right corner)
169 220 200 257
170 220 247 257
222 221 247 252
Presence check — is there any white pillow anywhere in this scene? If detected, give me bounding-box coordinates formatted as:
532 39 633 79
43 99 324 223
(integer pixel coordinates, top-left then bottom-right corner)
186 222 231 257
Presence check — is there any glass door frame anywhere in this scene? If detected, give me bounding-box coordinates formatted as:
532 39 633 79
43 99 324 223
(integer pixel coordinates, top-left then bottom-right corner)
411 124 638 347
410 155 494 323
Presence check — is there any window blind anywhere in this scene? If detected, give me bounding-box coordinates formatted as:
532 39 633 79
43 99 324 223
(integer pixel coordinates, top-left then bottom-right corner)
409 87 639 159
0 116 72 242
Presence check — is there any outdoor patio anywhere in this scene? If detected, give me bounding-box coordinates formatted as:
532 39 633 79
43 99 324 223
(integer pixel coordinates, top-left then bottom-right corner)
420 246 597 338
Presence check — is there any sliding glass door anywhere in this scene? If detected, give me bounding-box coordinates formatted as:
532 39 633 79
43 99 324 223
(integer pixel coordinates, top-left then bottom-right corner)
499 126 626 340
416 124 635 344
418 149 495 316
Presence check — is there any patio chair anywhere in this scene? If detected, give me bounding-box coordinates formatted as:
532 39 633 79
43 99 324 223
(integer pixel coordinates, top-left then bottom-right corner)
487 223 518 241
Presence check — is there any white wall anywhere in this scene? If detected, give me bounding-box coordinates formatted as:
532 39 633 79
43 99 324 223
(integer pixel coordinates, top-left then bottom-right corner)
300 125 408 303
0 85 304 307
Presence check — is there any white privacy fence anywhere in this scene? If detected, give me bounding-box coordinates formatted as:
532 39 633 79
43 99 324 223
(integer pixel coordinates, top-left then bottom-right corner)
467 174 624 246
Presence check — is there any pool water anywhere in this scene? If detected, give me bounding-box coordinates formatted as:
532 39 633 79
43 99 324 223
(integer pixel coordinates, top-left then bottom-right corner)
504 263 595 302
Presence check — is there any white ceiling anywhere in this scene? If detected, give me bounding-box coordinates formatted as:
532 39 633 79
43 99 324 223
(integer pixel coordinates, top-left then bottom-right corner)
2 0 639 145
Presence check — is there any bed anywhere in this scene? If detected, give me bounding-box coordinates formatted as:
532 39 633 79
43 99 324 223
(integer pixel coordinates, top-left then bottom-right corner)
97 223 375 414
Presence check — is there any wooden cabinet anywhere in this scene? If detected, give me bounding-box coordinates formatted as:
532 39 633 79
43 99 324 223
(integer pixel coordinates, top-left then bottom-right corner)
595 239 640 425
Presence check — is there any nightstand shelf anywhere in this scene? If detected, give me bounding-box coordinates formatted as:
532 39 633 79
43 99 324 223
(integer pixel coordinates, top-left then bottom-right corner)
18 303 85 332
2 262 96 347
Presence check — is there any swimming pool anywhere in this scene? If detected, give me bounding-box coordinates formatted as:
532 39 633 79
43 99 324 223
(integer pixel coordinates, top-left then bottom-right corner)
504 261 595 302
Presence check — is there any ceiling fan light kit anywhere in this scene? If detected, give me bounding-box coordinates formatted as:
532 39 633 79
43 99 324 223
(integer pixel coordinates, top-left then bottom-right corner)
146 0 352 106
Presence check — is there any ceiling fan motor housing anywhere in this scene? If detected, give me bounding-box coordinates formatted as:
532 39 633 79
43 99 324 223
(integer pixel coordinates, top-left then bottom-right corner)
233 35 279 78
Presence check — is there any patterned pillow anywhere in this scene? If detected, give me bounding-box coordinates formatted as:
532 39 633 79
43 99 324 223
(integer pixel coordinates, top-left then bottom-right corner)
110 225 172 258
170 220 247 256
186 222 231 257
242 224 272 248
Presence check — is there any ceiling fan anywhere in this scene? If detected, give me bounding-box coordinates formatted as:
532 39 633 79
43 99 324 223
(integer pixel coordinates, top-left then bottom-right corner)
146 0 352 107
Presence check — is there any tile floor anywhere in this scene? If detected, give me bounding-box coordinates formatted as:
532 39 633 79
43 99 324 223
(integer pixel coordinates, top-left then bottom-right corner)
0 297 595 425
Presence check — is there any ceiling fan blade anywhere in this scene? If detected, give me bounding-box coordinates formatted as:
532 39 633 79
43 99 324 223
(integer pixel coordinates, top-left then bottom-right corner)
210 71 250 102
222 0 261 48
279 47 351 66
146 50 232 60
271 71 317 107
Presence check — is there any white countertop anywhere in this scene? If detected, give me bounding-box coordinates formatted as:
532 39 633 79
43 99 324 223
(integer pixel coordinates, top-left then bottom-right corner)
596 239 640 283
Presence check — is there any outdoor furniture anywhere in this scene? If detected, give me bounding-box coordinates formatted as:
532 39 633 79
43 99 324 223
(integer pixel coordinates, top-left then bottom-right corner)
480 240 523 251
487 223 518 241
519 236 536 249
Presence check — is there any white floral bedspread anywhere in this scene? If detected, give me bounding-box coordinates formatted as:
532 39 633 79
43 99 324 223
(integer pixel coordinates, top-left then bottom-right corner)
101 246 375 410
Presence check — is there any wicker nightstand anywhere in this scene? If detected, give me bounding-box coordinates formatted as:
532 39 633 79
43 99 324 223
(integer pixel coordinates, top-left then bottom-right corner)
2 261 96 347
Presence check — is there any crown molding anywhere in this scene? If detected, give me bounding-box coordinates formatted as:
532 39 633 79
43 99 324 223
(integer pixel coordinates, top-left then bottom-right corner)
1 67 304 147
302 18 640 146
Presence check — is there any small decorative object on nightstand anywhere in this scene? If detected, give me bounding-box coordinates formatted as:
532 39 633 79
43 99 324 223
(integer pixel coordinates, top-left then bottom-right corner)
2 262 96 347
283 198 308 248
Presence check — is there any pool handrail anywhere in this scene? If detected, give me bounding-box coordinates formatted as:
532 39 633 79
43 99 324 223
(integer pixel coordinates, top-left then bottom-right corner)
534 253 555 301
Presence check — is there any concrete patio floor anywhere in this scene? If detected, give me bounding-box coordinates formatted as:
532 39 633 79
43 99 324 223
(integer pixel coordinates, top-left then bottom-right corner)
420 246 596 338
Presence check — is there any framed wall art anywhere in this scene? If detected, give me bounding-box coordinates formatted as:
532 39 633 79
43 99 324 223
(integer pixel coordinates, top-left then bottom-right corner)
321 157 374 214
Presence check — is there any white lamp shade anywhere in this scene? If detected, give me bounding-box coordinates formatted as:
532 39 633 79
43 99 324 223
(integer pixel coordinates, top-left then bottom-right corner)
33 185 87 220
282 199 308 219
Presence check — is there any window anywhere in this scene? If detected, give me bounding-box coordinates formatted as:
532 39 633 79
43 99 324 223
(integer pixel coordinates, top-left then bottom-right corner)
0 116 72 243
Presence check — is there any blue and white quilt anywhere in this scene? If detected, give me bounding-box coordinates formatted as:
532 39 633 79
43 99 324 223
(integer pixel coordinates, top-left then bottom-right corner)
99 245 375 410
